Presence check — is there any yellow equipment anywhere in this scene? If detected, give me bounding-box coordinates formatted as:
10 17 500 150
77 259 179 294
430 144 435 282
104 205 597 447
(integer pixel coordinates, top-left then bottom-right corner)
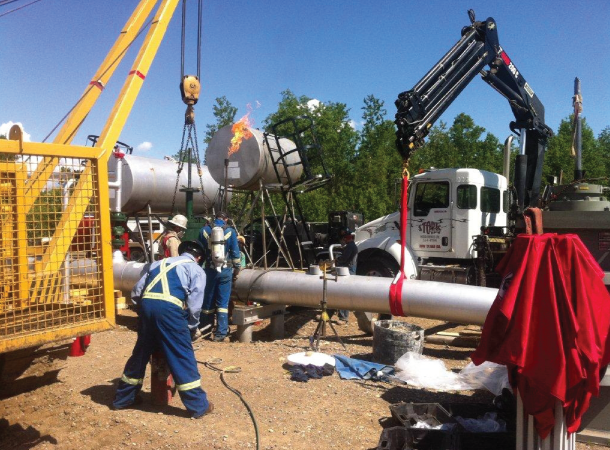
0 0 182 361
180 75 201 105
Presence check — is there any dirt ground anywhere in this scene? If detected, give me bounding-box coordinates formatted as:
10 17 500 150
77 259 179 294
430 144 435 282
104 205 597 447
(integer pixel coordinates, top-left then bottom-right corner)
0 308 606 450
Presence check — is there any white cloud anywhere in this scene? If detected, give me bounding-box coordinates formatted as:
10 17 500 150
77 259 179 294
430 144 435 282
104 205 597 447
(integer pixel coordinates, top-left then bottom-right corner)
136 141 153 152
306 99 321 112
0 121 31 141
348 120 358 130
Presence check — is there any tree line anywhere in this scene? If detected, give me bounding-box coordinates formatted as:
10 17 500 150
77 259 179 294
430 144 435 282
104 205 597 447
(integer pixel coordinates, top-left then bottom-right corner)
203 91 610 224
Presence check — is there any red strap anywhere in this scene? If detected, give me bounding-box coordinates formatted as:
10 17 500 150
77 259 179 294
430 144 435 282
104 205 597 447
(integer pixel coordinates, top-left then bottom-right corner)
89 80 105 90
129 70 146 80
389 176 409 316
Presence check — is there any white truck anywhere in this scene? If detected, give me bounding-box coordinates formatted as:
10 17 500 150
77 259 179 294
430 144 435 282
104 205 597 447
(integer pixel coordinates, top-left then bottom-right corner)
356 167 508 284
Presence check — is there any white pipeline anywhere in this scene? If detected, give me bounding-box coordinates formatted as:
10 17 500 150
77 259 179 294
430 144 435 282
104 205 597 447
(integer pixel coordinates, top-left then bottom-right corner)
233 269 497 325
109 262 497 325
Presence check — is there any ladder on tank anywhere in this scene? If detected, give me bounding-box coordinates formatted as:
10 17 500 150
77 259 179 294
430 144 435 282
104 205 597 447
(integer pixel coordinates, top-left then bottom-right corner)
261 115 331 268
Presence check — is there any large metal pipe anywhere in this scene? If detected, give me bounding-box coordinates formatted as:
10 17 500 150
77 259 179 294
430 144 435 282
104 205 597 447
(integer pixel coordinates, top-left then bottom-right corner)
206 124 303 190
108 154 225 214
112 251 149 293
233 269 497 325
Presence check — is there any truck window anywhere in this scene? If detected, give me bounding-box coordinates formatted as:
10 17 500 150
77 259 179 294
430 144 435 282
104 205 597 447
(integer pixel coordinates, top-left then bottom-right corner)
481 187 500 213
457 185 477 209
414 181 449 216
503 190 509 213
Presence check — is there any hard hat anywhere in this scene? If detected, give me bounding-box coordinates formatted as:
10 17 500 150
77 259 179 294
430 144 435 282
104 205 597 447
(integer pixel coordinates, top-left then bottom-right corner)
169 214 188 230
237 235 246 245
178 240 206 258
215 211 229 221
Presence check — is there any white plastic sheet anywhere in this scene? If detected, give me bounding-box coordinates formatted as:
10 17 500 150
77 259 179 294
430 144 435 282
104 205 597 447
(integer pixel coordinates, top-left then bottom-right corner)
392 352 510 395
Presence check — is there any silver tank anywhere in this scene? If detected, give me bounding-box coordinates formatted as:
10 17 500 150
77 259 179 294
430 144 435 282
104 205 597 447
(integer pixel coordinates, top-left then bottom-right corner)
206 124 303 190
108 155 225 214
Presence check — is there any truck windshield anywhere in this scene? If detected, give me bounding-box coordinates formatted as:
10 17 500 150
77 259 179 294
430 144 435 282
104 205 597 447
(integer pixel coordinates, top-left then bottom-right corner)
413 182 450 216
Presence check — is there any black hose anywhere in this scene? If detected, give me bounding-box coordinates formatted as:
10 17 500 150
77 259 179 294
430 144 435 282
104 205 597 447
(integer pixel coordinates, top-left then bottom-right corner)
199 359 260 450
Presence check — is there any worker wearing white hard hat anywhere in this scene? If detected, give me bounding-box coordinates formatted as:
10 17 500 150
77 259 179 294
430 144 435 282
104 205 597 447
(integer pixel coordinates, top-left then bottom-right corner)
161 214 188 258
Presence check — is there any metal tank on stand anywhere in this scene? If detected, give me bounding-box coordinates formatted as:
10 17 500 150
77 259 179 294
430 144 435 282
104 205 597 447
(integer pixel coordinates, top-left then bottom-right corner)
108 154 225 215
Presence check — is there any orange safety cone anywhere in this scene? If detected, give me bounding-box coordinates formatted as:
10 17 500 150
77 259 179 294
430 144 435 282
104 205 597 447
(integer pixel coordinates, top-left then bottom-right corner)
150 352 176 405
69 336 85 357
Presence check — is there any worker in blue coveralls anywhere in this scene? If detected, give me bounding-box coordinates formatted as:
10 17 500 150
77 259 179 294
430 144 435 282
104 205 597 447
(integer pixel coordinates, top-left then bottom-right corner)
198 211 241 342
113 241 214 419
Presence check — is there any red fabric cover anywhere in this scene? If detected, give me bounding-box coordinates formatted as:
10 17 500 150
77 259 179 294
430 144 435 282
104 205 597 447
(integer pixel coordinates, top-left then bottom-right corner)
389 176 409 316
472 233 610 438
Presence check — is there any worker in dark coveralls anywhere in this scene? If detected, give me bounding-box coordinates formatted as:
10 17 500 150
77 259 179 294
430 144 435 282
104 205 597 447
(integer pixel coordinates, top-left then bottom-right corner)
198 211 241 342
113 241 213 418
335 227 358 323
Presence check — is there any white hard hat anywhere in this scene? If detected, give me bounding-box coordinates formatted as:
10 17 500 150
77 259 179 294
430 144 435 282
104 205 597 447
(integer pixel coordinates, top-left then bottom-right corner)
168 214 188 230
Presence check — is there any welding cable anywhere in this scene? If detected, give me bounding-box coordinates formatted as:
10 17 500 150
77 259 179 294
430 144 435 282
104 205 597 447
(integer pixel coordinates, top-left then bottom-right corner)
198 358 260 450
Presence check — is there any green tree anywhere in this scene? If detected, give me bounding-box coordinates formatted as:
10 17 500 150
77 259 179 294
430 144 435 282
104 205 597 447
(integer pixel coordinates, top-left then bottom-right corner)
204 96 237 144
352 95 403 219
598 126 610 178
409 113 503 174
263 90 359 221
543 116 602 183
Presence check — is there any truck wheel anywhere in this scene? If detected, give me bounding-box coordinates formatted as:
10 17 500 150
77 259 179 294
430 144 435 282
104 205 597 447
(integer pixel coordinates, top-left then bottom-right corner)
355 257 397 334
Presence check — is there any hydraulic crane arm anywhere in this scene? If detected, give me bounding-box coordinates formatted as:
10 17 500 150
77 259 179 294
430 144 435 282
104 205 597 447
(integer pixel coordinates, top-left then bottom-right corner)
395 10 553 208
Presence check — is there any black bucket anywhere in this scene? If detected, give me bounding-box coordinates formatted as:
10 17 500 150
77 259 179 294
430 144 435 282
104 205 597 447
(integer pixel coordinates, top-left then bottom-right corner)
372 320 424 366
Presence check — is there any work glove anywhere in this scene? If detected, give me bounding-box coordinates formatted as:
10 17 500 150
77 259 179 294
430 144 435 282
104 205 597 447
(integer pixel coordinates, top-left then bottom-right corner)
232 266 241 282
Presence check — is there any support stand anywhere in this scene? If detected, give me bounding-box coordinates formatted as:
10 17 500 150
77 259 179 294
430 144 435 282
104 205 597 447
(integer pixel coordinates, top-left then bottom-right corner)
309 262 346 352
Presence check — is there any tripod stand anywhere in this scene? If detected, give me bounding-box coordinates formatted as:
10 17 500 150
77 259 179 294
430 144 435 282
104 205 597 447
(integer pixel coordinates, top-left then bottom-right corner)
309 261 347 352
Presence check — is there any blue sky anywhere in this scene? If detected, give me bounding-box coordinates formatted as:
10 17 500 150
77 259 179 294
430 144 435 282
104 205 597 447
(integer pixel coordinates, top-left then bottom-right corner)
1 0 608 161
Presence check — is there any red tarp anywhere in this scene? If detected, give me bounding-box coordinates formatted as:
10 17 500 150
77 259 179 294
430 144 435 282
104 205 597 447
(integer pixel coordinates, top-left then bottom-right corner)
471 233 610 438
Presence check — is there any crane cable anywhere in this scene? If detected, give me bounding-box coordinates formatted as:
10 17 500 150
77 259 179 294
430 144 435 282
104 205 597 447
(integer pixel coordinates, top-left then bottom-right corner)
0 0 43 18
171 0 210 215
41 17 154 144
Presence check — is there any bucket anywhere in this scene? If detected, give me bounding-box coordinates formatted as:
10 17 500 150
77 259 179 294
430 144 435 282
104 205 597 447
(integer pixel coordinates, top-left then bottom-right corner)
373 320 424 366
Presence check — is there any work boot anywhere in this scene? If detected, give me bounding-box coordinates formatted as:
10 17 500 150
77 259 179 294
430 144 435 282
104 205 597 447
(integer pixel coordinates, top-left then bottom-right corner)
212 334 226 342
192 401 214 419
111 394 143 411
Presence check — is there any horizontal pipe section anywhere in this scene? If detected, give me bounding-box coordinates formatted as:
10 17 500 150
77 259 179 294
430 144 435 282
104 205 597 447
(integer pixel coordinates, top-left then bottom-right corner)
233 269 497 325
110 262 496 325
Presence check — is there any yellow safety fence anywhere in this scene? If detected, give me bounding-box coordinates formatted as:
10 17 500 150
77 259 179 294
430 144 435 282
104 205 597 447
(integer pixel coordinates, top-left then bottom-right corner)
0 137 115 353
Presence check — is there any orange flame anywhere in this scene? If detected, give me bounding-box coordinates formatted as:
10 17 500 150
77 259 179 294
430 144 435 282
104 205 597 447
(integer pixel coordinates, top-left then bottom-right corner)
228 112 254 157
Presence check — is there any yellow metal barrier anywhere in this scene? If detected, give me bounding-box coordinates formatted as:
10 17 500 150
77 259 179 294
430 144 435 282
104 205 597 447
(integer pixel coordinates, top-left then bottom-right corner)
0 140 115 353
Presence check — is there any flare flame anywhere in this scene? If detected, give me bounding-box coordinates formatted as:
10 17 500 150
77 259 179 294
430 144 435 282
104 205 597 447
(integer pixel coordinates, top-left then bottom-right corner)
228 112 254 157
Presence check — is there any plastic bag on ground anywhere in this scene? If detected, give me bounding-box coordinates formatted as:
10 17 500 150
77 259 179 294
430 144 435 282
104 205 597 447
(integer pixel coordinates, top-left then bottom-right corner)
458 361 511 396
393 352 480 391
455 412 507 433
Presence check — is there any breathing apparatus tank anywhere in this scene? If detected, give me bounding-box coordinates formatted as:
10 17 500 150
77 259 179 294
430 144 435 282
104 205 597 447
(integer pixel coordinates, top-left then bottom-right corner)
209 226 227 272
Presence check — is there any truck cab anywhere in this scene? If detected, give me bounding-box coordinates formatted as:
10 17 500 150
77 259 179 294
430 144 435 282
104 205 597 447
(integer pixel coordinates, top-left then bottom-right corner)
410 168 507 260
356 168 508 285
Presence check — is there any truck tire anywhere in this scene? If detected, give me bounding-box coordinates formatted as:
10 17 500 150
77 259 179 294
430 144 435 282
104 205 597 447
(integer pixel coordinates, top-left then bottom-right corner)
354 256 397 334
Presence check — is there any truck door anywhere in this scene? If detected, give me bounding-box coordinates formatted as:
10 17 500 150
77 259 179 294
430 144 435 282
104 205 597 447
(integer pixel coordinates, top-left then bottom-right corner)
409 181 452 253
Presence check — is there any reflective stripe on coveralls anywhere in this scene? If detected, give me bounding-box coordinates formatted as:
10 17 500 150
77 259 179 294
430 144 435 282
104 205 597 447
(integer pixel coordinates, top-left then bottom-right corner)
121 374 143 385
141 259 191 307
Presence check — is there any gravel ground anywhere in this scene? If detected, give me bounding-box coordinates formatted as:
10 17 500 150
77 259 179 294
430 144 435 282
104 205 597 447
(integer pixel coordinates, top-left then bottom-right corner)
0 307 606 450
